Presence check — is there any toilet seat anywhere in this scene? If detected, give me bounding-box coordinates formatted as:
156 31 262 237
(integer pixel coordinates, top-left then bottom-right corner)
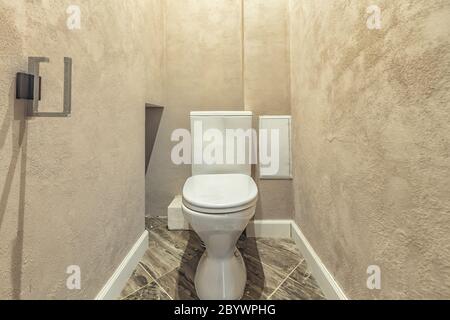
182 174 258 214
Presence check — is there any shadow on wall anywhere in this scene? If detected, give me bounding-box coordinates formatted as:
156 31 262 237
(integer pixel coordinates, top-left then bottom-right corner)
145 104 164 173
0 80 28 299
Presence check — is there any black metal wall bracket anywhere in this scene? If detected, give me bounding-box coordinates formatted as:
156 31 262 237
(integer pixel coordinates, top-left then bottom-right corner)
15 57 72 118
16 73 42 101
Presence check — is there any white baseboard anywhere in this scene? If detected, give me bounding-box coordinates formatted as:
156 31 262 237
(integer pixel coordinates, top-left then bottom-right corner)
247 219 347 300
95 230 149 300
290 222 348 300
247 220 292 238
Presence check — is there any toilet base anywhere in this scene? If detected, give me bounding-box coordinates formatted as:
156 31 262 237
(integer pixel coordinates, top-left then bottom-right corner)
195 248 247 300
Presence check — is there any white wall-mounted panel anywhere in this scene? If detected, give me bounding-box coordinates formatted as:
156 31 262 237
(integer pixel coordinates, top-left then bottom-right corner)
259 116 292 179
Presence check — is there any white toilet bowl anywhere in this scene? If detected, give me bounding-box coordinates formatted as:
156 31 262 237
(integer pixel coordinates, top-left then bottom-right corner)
182 174 258 300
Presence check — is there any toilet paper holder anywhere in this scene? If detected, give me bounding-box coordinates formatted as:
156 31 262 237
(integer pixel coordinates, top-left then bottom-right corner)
16 57 72 117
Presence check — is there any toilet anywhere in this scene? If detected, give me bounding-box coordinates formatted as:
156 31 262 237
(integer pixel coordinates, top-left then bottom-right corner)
182 111 258 300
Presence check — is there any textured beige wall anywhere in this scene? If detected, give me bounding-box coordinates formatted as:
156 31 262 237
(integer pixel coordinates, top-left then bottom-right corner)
146 0 165 106
147 0 244 217
289 0 450 299
244 0 293 220
147 0 294 219
244 0 291 116
0 0 162 299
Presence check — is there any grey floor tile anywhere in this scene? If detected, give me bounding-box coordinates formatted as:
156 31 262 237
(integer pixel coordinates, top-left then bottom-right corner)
120 264 154 299
269 277 325 300
238 238 302 277
145 217 168 231
124 282 171 300
242 255 286 300
140 227 203 279
151 227 204 256
122 224 326 301
288 259 314 283
157 254 201 300
256 238 301 256
140 238 184 279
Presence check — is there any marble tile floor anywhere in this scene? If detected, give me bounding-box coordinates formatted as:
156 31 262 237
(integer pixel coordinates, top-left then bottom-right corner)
120 217 325 301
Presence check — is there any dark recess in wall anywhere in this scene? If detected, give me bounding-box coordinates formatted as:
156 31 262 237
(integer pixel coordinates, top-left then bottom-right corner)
145 103 164 173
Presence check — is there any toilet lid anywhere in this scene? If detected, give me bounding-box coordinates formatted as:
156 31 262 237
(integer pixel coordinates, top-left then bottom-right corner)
183 174 258 212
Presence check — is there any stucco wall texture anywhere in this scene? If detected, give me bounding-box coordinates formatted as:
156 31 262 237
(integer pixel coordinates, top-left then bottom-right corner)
0 0 163 299
244 0 294 220
146 0 245 218
2 0 449 300
289 0 450 299
147 0 294 220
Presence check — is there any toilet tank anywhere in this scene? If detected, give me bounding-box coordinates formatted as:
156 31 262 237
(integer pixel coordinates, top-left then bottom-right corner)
191 111 254 176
